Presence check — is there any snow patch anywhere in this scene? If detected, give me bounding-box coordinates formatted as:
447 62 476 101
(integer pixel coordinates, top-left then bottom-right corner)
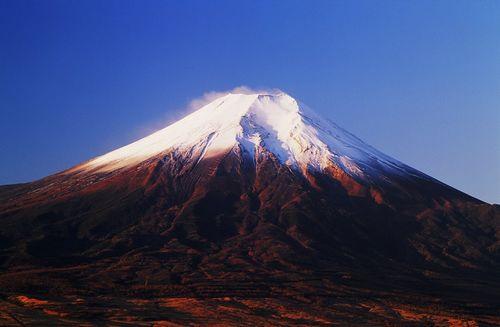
77 91 428 182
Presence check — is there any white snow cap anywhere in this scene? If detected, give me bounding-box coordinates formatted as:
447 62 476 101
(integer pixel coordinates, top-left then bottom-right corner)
79 90 419 179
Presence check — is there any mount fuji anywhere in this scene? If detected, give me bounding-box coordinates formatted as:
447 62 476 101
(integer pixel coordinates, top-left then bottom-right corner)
0 91 498 325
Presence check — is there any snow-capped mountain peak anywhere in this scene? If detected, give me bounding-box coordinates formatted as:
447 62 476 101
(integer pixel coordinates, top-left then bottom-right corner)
78 91 419 180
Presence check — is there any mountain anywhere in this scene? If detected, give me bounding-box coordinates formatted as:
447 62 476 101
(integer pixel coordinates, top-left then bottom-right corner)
0 92 498 326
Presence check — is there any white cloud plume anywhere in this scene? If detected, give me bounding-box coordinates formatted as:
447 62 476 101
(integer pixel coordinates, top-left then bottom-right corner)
187 85 283 111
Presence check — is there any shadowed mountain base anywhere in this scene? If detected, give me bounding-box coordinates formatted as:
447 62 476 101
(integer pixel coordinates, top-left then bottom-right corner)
1 150 498 325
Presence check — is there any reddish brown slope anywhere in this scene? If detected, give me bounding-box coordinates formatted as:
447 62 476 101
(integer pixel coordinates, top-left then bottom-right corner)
0 148 498 325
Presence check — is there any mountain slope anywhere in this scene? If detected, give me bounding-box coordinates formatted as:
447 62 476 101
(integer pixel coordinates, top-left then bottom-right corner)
0 91 498 325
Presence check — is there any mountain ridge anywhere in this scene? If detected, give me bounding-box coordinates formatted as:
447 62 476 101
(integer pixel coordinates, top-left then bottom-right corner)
0 91 497 325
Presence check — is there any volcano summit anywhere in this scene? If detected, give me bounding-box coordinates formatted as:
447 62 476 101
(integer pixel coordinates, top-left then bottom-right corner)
80 92 418 178
0 91 498 325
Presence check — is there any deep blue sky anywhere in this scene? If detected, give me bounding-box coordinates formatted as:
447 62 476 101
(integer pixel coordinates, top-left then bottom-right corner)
1 1 499 203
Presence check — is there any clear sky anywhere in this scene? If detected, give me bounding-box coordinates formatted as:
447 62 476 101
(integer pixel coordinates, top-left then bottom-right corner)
1 0 499 203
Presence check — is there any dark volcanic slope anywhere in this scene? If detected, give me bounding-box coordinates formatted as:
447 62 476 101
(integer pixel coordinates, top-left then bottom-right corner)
0 146 499 325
